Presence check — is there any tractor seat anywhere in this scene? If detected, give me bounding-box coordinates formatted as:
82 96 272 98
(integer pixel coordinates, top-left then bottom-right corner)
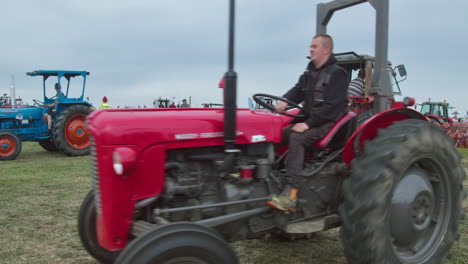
313 112 357 149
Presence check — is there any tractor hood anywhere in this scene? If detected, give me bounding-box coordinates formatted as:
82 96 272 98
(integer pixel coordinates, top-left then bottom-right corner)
0 107 44 120
88 107 289 250
87 108 286 148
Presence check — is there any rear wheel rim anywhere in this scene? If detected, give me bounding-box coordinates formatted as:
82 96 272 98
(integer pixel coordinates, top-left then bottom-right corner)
391 157 450 262
65 114 89 149
0 136 16 157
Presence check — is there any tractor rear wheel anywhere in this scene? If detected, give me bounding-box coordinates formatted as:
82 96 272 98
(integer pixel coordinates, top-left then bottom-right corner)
115 222 239 264
0 131 21 160
53 104 92 156
38 139 59 152
339 119 465 263
78 190 119 264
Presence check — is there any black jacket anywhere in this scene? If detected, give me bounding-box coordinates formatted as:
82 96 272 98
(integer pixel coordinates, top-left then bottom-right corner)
283 55 348 128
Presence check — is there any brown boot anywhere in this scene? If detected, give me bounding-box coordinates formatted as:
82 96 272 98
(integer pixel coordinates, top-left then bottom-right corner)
266 185 298 212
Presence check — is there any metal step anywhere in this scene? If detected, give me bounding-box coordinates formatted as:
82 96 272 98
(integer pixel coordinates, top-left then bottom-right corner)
285 214 341 234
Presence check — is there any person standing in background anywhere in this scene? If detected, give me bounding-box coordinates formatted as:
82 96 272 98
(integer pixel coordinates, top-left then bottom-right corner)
180 99 190 108
99 96 111 109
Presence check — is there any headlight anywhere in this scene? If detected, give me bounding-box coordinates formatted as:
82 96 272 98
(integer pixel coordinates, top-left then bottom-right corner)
112 147 138 176
403 97 415 107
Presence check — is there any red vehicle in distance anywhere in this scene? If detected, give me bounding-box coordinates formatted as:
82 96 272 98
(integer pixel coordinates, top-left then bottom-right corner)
419 100 453 124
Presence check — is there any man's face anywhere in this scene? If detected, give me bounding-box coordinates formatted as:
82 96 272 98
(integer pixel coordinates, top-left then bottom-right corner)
309 37 328 63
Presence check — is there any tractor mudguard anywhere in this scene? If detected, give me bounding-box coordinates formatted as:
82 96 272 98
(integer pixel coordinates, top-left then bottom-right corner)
427 114 445 123
342 108 427 166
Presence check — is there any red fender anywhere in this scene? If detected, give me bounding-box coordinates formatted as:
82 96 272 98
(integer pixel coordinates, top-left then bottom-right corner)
342 108 427 166
427 114 445 123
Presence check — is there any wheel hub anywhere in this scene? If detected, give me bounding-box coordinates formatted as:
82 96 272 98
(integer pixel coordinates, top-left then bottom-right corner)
411 193 432 230
391 167 434 247
0 137 15 156
65 114 90 149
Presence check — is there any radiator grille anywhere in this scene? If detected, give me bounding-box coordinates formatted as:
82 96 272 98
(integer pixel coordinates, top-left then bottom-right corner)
90 138 102 215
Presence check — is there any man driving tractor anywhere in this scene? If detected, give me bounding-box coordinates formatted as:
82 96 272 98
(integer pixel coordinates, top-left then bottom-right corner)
43 83 65 132
267 34 348 212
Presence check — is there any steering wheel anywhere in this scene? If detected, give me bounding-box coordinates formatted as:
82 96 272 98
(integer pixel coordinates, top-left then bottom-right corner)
33 99 44 107
252 93 307 118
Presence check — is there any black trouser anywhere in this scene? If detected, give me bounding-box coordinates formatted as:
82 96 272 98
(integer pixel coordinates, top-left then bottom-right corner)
283 122 333 188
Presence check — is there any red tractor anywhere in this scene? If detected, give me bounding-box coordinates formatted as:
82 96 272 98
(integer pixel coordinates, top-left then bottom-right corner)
419 100 453 124
78 0 465 263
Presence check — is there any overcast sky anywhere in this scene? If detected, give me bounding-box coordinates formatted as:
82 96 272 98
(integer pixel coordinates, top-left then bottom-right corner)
1 0 467 114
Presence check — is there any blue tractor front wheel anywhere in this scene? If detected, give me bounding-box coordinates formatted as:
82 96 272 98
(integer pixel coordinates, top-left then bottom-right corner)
0 130 22 160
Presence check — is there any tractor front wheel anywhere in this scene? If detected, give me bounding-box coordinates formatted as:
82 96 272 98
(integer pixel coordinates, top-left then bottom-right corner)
0 131 21 160
53 104 92 156
115 222 239 264
78 190 119 264
339 119 465 263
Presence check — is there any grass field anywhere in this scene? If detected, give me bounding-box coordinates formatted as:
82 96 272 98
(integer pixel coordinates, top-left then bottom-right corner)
0 143 467 264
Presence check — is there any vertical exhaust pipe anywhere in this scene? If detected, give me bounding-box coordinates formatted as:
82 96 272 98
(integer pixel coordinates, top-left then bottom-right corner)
10 75 16 108
223 0 238 153
223 0 239 171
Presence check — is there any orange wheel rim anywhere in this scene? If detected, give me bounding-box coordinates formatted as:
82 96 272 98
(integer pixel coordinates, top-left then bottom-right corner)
0 135 16 157
65 114 90 149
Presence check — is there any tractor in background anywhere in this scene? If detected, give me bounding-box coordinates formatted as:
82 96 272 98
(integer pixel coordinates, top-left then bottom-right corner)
334 51 407 122
419 100 453 124
153 97 171 108
0 93 25 108
202 103 223 108
78 0 465 263
0 70 93 160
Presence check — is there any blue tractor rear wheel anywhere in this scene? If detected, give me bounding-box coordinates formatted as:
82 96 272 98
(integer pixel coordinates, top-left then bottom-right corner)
38 139 59 152
53 105 92 156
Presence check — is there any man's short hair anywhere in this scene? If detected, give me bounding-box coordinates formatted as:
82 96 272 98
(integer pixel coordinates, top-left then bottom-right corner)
313 34 333 51
358 69 365 79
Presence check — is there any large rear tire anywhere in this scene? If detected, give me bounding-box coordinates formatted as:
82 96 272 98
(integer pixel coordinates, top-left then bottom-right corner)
339 119 465 263
115 222 239 264
0 130 22 160
78 190 119 264
38 139 59 152
53 104 92 156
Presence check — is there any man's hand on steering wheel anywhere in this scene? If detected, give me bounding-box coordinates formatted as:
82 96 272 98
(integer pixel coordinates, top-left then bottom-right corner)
276 101 288 114
252 93 307 119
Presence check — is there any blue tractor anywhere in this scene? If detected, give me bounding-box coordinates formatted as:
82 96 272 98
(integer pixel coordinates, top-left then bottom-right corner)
0 70 94 160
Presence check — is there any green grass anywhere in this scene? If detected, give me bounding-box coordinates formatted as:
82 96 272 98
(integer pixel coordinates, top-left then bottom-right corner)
459 148 468 158
0 143 467 263
0 143 94 264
